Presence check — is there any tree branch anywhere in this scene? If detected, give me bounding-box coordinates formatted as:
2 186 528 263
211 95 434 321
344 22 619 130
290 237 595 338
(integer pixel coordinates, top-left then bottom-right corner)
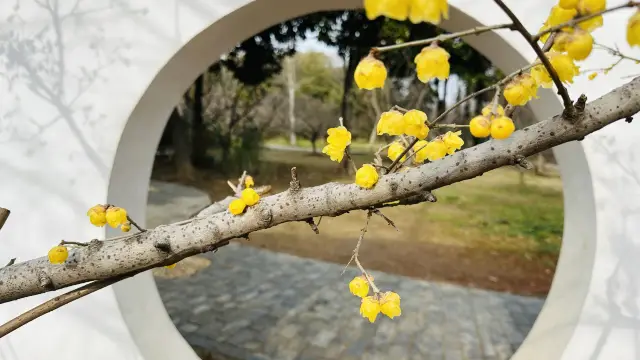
1 77 639 304
493 0 573 110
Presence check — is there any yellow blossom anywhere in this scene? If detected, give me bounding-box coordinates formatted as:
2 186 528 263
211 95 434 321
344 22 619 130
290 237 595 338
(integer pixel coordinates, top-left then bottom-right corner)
491 116 516 140
380 291 402 319
577 0 606 14
48 245 68 264
241 188 260 206
546 5 577 27
377 110 405 136
481 104 504 119
414 45 450 83
229 198 247 215
121 222 131 232
403 109 430 139
326 126 352 148
588 72 598 80
86 205 107 227
503 74 539 106
355 164 380 189
578 15 604 32
408 0 449 25
244 175 255 188
387 142 407 162
564 30 594 61
559 0 579 9
538 24 551 44
360 296 381 323
322 144 346 162
413 140 430 163
627 11 640 47
165 263 177 269
469 116 492 138
105 206 128 228
442 131 464 155
349 276 370 298
364 0 410 21
354 55 387 90
531 52 579 87
423 139 447 161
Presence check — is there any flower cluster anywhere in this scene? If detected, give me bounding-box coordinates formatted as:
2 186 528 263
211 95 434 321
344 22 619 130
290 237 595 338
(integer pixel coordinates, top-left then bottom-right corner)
229 188 261 215
469 105 515 140
87 204 131 232
377 109 430 139
349 275 402 323
322 126 352 163
364 0 448 25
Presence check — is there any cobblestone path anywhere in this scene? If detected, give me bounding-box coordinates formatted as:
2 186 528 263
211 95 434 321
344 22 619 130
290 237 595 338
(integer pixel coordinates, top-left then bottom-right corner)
149 181 545 360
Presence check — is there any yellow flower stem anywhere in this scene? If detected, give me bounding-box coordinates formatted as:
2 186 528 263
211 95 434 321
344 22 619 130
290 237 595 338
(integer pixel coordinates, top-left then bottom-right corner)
493 0 573 110
432 124 470 129
126 215 146 233
343 211 379 293
344 147 359 174
373 23 514 53
533 2 640 42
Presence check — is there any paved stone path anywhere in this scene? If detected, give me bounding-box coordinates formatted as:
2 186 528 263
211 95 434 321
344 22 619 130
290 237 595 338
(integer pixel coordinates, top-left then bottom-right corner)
148 181 545 360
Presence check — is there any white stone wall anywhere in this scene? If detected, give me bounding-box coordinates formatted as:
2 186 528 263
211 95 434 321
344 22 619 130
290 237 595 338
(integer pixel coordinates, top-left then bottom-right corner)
0 0 638 359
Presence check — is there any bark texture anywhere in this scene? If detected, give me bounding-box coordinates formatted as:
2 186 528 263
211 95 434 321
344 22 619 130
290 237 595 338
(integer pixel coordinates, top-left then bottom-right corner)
1 77 639 303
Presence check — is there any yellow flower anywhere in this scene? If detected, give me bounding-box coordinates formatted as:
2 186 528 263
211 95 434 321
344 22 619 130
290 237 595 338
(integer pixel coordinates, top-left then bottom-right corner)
423 139 447 161
322 144 346 162
105 206 128 228
241 188 260 206
588 72 598 80
564 30 593 61
229 198 247 215
380 291 402 319
577 0 606 14
121 222 131 232
408 0 449 25
414 45 450 83
546 5 577 27
48 245 68 264
86 205 107 227
165 263 177 269
413 140 430 163
326 126 352 148
442 131 464 155
491 116 516 140
503 74 539 106
387 142 407 162
244 175 255 188
354 55 387 90
531 52 579 87
355 164 380 189
377 110 405 136
360 296 381 323
538 24 551 44
364 0 410 21
403 110 430 139
577 15 603 32
559 0 579 9
469 116 492 138
349 276 370 298
481 104 504 119
627 11 640 47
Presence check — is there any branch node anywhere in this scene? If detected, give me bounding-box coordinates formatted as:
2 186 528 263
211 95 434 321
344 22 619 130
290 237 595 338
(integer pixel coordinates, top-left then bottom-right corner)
153 237 172 252
514 155 534 170
425 191 437 203
257 208 273 227
37 269 54 290
5 258 16 267
304 218 320 234
289 167 301 192
626 116 634 123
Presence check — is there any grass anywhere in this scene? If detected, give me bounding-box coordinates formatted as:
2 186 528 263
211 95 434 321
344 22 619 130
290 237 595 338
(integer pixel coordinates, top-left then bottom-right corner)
152 148 564 295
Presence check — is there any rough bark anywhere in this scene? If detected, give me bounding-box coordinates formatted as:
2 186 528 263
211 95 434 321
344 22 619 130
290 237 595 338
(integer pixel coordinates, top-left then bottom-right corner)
1 77 639 303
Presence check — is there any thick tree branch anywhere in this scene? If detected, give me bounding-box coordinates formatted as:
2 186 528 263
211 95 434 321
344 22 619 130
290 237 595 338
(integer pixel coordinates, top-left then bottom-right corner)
0 77 639 304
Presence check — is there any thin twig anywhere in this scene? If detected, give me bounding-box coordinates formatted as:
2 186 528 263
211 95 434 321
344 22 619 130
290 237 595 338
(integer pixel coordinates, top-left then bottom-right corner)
126 216 146 232
374 23 515 52
0 208 10 232
0 275 128 338
304 218 319 234
533 2 640 41
59 240 89 247
4 259 15 268
236 171 248 195
342 210 373 274
493 0 573 110
371 209 399 232
344 148 359 173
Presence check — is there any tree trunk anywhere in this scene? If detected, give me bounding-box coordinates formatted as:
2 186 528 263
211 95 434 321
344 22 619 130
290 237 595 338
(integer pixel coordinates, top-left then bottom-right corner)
310 132 318 154
170 107 195 182
287 57 297 146
340 49 358 173
191 75 206 166
368 90 382 147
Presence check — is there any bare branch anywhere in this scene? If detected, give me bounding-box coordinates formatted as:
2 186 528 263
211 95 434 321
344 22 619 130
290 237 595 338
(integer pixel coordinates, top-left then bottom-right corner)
126 216 146 233
0 77 639 304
